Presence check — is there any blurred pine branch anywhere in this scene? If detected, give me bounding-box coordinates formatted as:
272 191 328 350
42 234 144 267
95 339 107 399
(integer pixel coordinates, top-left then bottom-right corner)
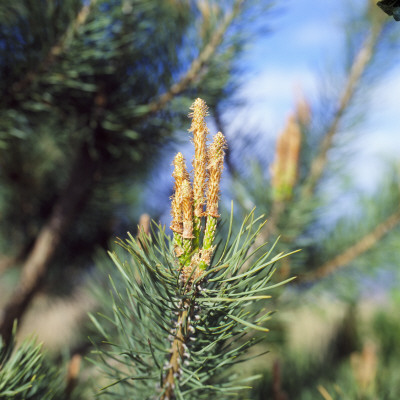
0 323 65 399
0 0 265 342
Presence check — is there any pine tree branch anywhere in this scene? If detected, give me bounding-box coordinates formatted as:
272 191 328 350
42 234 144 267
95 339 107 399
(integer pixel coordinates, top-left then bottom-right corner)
146 0 244 115
92 100 290 397
0 2 243 344
255 19 386 281
0 143 99 344
11 0 97 94
300 208 400 282
301 23 383 199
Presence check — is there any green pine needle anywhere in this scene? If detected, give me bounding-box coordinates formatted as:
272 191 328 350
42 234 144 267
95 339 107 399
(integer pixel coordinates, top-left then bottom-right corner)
90 209 294 399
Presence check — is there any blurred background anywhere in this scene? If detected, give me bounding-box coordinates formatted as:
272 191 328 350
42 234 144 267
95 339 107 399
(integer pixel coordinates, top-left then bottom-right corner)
0 0 399 398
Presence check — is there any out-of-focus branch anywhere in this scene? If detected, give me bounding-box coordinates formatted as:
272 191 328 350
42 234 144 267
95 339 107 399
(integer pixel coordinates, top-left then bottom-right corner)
0 143 99 344
66 354 82 399
272 359 288 400
138 213 151 236
256 100 308 243
0 1 244 345
11 0 97 94
318 385 334 400
300 209 400 283
301 24 383 199
146 0 244 115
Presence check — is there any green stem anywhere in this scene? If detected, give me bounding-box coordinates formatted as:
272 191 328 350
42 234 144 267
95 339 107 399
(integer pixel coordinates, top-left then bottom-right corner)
199 216 217 270
182 238 192 266
192 215 202 251
203 216 217 249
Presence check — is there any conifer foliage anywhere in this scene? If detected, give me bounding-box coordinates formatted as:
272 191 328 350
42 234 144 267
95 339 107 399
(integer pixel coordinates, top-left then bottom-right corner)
0 0 262 343
0 323 64 400
90 99 293 399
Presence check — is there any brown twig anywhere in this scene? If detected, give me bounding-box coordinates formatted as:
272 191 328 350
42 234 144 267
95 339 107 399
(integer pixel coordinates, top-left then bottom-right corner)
66 354 82 399
300 209 400 283
272 359 288 400
161 305 189 400
301 24 383 199
146 0 244 116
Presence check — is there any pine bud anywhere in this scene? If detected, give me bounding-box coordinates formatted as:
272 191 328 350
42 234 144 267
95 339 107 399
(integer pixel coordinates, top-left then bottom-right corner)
173 152 190 185
170 192 183 234
206 132 226 218
170 153 189 233
181 180 194 239
189 98 209 218
270 114 301 201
